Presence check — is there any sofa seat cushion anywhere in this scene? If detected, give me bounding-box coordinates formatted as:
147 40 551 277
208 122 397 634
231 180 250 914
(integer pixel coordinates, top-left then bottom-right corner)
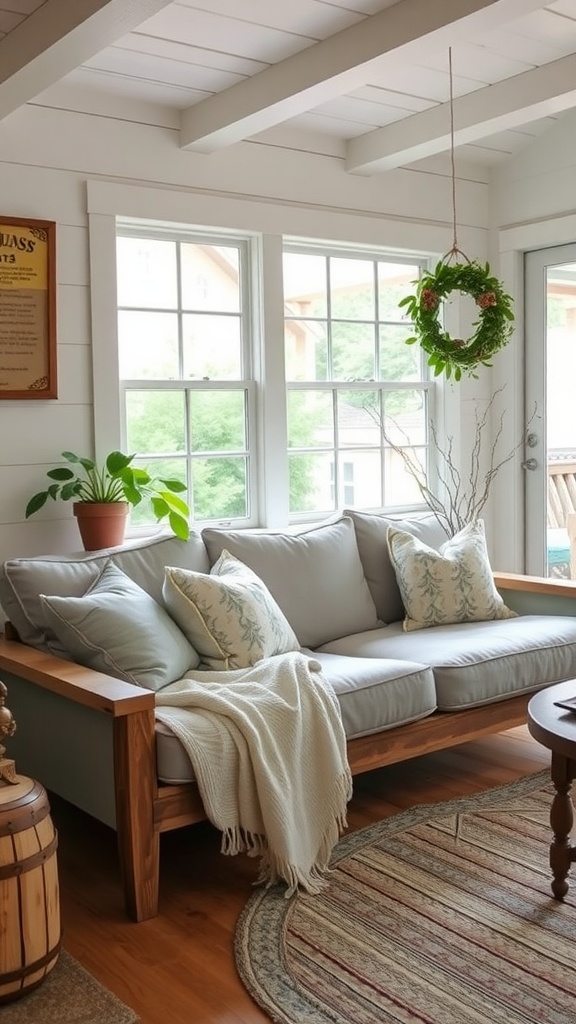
154 652 436 783
304 650 436 739
317 615 576 710
156 720 197 783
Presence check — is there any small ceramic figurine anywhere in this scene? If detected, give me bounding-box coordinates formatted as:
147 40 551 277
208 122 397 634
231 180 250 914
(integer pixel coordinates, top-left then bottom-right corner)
0 679 17 784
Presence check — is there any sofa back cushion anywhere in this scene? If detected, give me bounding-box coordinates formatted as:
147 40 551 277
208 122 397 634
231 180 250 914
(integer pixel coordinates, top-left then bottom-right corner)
0 531 210 655
343 510 450 623
202 516 380 648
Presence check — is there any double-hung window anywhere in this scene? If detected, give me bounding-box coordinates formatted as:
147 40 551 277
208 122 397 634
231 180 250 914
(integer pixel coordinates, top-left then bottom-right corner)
116 225 256 527
284 245 431 519
114 222 432 529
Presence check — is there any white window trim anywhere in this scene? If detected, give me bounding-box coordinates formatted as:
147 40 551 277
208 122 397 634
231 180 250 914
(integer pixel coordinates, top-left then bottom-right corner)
89 210 123 459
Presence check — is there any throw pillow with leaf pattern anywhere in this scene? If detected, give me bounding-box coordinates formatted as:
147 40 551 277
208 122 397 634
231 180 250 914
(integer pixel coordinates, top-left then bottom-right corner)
387 519 516 632
163 550 300 670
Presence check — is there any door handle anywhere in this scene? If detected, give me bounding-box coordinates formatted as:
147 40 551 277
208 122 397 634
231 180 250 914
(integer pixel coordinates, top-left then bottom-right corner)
522 458 538 470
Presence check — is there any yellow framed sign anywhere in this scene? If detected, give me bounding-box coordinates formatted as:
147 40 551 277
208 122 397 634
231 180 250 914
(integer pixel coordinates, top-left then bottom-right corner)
0 217 57 399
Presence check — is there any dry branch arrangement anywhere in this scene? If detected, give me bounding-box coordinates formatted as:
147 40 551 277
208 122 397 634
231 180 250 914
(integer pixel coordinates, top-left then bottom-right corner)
368 387 536 537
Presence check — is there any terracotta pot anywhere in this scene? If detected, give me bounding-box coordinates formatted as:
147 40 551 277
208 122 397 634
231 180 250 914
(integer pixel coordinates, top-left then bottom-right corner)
72 502 129 551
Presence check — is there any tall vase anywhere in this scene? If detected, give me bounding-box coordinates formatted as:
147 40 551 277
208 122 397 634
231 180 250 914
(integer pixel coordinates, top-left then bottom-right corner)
72 502 129 551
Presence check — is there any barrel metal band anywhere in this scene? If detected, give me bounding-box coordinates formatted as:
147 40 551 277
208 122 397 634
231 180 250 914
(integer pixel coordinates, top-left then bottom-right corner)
0 939 62 986
0 798 50 837
0 832 58 879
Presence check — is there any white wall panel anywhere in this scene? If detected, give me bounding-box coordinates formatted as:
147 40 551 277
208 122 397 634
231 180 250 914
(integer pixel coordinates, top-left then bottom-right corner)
56 224 90 287
492 109 576 227
0 404 92 466
54 344 93 405
56 284 91 347
0 104 489 230
0 522 83 574
1 465 74 523
0 163 88 225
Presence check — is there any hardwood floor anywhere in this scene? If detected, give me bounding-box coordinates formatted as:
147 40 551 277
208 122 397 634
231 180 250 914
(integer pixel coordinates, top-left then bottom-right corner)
51 726 551 1024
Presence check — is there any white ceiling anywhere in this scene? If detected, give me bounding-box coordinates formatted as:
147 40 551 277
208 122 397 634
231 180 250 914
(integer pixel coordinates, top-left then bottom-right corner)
1 0 576 171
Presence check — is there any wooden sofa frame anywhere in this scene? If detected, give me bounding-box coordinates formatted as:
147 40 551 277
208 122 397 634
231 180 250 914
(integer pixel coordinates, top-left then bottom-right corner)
1 572 574 922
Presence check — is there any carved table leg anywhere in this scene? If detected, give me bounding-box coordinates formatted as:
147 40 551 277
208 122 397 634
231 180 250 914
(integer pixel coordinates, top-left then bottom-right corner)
550 750 576 899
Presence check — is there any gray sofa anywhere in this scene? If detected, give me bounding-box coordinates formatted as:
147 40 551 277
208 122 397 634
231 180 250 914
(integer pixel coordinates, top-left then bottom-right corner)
1 511 576 921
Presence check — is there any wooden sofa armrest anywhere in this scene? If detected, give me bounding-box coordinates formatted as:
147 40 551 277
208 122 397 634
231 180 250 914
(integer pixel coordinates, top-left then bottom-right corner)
493 571 576 617
0 634 154 716
493 572 576 598
0 631 160 922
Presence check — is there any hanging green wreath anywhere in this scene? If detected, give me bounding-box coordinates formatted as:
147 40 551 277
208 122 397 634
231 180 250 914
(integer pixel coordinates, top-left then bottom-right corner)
398 259 515 381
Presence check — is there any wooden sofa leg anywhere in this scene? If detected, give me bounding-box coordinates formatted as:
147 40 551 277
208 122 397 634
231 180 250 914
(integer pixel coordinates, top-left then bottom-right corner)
113 710 159 921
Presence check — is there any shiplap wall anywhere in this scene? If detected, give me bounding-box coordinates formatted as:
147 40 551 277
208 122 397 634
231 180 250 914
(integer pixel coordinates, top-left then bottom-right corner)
0 99 491 568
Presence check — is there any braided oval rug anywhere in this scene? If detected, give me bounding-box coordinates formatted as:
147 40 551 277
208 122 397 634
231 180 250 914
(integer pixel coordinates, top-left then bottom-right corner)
235 770 576 1024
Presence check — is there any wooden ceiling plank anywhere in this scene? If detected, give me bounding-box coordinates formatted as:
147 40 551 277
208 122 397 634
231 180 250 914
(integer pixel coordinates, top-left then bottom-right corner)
346 50 576 173
0 0 174 120
179 0 550 151
116 34 267 77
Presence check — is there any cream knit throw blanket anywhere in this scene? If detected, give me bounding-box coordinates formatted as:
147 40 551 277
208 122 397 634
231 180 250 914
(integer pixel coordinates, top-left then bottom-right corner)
155 651 352 896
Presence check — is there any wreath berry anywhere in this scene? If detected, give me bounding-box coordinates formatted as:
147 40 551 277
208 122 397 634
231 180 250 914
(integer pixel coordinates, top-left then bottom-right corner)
398 259 515 381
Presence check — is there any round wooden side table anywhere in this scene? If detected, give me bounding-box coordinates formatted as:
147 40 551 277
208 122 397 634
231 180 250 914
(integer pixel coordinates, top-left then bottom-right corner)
528 680 576 900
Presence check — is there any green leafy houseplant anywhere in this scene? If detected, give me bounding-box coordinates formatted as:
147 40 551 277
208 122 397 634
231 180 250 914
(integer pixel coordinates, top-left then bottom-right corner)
25 450 190 541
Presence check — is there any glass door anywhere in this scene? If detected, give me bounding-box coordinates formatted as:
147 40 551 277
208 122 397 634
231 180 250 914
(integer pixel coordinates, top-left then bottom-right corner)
524 244 576 578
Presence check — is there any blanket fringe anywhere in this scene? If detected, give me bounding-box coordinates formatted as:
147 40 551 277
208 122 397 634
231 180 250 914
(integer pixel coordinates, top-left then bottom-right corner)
255 770 352 898
221 826 267 858
219 777 351 896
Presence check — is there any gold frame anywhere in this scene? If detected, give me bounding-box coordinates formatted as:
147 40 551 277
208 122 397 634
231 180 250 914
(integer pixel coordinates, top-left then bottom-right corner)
0 216 57 399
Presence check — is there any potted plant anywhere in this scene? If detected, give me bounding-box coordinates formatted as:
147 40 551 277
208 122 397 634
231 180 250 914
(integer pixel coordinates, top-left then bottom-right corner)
25 450 190 550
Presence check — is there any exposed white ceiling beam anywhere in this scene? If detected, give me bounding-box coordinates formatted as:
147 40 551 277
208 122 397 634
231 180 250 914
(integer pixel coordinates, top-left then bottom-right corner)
0 0 174 121
346 51 576 173
180 0 549 152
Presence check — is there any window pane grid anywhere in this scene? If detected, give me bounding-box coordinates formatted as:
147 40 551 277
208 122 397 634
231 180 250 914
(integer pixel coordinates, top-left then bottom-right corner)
286 382 431 514
121 380 255 523
116 228 254 526
283 245 430 517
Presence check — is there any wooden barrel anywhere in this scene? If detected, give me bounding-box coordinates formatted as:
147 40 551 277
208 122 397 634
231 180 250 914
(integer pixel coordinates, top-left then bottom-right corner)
0 776 62 1003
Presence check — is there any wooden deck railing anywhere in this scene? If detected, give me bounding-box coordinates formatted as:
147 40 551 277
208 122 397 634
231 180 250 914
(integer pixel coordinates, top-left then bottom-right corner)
548 458 576 529
548 458 576 578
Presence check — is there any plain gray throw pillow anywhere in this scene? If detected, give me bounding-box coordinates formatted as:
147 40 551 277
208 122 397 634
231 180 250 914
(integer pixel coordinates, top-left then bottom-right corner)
202 516 380 648
40 561 200 691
